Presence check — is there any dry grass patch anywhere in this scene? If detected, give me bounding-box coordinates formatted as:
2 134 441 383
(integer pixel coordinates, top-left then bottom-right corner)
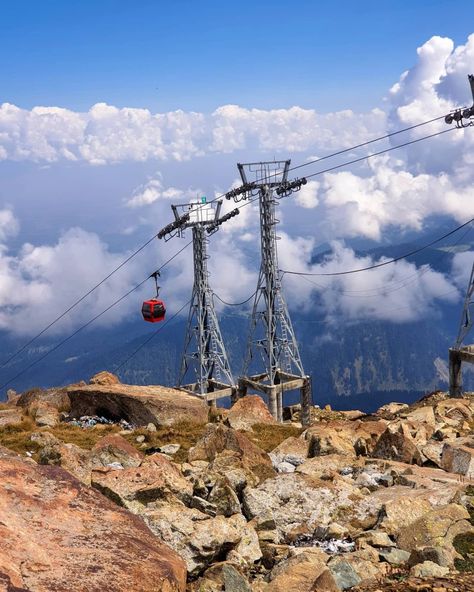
50 423 121 449
123 420 207 463
246 422 303 452
0 415 207 464
0 416 37 455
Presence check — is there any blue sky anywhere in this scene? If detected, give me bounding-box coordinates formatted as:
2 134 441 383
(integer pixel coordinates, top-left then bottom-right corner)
1 0 473 112
0 1 474 337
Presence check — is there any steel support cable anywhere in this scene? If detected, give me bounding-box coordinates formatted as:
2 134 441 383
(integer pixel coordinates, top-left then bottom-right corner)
281 216 474 277
0 241 193 391
291 223 474 297
114 299 192 373
0 233 158 369
212 291 257 306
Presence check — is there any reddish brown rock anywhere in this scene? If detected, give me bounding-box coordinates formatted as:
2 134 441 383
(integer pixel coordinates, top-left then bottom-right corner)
89 370 121 386
17 387 71 413
90 433 144 468
39 439 93 485
226 395 275 431
0 447 186 592
188 424 274 479
0 408 23 428
91 453 193 507
67 383 208 427
371 425 422 465
305 419 387 457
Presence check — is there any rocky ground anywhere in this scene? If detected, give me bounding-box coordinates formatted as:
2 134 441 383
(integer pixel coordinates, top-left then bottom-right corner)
1 372 474 591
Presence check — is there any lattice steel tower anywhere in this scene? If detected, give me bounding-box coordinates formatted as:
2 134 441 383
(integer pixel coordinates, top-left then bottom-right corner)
445 74 474 397
449 259 474 397
227 160 312 424
158 199 239 399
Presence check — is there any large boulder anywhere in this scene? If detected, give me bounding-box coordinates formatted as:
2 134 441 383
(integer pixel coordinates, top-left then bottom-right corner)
91 453 193 508
371 425 422 464
0 447 186 591
17 387 71 414
440 439 474 478
267 555 338 592
396 503 474 554
143 504 246 576
305 419 387 458
67 383 208 427
90 433 144 469
226 395 275 431
188 424 274 481
38 436 93 485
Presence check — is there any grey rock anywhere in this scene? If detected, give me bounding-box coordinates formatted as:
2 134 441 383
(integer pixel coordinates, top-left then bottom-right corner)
328 558 361 590
379 548 410 565
222 564 251 592
276 461 296 473
410 560 449 578
160 443 181 455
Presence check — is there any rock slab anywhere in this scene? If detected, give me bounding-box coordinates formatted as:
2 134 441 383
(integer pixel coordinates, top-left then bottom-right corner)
0 447 186 592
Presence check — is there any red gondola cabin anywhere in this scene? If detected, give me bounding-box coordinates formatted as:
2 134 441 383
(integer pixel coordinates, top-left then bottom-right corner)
142 299 166 323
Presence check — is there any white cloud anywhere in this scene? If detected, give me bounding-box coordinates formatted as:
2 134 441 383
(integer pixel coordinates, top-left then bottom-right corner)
0 209 19 242
0 225 149 336
126 174 190 208
0 101 385 165
280 240 460 323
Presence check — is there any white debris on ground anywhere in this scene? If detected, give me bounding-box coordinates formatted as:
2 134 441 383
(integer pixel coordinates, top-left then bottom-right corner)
64 415 134 430
293 535 355 554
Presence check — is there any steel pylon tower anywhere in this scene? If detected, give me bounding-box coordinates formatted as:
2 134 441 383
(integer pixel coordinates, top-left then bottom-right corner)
227 160 312 424
449 259 474 397
158 198 239 399
455 261 474 349
445 74 474 397
242 162 305 381
180 223 234 394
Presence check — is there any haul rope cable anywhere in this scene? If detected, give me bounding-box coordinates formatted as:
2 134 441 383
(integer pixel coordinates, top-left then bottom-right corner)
0 242 193 391
212 291 257 306
289 222 474 298
281 216 474 277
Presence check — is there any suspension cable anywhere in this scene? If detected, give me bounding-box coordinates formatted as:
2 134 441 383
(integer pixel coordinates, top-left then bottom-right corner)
281 217 474 277
0 233 158 368
0 242 192 391
212 291 257 306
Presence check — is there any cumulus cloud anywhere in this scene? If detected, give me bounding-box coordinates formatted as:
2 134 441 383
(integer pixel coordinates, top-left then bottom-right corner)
126 174 190 208
0 224 149 336
290 34 474 242
1 33 474 338
279 240 461 323
0 100 385 165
